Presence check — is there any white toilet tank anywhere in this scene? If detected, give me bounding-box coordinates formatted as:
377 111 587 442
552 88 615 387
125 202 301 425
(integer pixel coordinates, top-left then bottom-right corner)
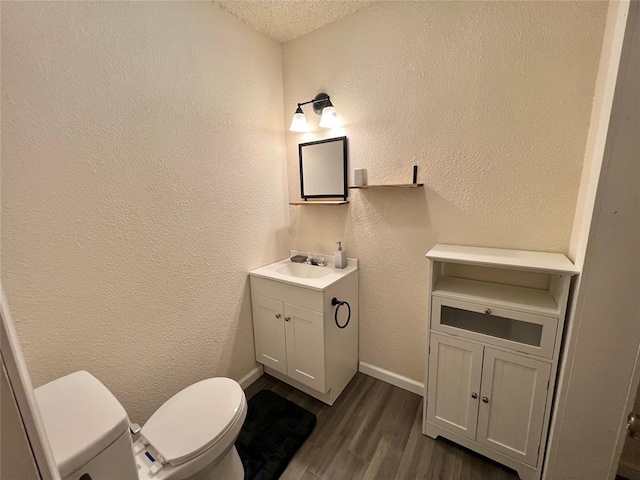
35 371 138 480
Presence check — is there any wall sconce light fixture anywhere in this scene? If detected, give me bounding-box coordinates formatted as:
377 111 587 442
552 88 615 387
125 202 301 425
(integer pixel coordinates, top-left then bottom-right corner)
289 92 340 132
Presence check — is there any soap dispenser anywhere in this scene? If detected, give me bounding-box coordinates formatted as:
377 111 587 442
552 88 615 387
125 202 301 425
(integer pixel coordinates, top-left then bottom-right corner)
334 241 347 269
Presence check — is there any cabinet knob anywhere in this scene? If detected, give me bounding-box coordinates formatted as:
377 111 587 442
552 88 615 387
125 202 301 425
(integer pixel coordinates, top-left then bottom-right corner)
471 392 478 399
482 396 489 403
484 308 492 315
275 313 281 318
285 316 291 322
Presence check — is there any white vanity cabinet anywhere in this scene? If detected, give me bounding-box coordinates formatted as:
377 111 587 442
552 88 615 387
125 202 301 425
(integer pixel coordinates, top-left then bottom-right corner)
249 258 358 406
423 245 579 480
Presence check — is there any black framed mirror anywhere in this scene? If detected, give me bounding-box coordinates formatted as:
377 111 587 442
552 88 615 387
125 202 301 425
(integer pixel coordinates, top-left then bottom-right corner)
299 136 348 201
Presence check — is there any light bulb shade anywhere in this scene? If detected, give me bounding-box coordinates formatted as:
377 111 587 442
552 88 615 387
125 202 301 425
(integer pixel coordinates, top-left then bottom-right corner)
319 106 339 128
289 106 308 132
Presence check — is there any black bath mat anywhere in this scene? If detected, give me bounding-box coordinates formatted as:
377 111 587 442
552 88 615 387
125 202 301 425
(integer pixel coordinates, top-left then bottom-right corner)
236 390 317 480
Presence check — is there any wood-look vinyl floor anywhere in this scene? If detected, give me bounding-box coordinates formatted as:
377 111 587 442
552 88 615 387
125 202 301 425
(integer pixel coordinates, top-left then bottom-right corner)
244 373 520 480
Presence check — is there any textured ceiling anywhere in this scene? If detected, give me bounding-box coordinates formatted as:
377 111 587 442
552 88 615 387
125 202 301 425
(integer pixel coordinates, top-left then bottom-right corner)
212 1 375 43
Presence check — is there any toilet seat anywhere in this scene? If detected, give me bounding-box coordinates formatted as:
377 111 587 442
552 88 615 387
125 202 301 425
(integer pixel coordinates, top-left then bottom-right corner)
141 377 245 467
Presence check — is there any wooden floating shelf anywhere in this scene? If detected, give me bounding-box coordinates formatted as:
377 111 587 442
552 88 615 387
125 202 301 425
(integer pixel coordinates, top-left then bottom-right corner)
289 200 349 205
349 183 424 189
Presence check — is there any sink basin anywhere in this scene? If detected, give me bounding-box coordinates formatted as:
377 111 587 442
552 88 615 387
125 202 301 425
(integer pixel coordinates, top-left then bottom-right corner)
249 253 357 291
276 263 332 279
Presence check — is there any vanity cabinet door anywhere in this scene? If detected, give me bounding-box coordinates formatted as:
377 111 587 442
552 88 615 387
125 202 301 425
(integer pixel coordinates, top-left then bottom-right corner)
427 333 483 440
284 303 326 393
251 294 287 375
476 348 551 466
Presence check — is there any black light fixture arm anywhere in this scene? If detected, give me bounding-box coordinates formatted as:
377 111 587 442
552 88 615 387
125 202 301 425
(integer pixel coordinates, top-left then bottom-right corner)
298 95 330 107
296 93 332 115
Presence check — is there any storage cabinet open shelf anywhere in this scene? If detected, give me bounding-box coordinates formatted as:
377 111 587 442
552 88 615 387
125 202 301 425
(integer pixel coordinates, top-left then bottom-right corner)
432 276 559 316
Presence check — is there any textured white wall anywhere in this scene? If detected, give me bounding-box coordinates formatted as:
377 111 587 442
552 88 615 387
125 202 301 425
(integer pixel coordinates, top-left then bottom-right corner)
283 1 607 383
1 2 289 423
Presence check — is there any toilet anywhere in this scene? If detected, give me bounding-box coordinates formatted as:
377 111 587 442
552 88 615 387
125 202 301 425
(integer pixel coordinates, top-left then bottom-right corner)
34 370 247 480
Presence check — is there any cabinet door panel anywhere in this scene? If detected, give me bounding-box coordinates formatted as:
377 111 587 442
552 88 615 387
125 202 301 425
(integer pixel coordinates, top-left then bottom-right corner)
427 333 483 440
477 348 551 466
284 304 326 392
431 296 558 359
252 294 287 375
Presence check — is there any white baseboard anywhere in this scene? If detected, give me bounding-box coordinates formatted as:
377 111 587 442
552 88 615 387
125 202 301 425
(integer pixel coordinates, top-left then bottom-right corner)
618 458 640 480
238 365 264 390
241 362 423 396
359 361 424 396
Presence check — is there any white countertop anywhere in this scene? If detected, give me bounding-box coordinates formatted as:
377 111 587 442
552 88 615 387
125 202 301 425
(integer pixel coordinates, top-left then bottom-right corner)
249 252 358 291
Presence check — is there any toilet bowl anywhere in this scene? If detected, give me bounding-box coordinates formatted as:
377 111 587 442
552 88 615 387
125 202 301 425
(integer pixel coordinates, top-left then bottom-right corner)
34 371 247 480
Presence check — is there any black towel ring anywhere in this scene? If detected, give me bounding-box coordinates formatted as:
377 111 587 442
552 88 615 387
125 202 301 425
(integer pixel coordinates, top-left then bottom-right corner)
331 297 351 329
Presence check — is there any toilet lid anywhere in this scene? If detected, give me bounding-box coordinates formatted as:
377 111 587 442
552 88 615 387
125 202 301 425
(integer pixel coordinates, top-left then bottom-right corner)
141 377 244 466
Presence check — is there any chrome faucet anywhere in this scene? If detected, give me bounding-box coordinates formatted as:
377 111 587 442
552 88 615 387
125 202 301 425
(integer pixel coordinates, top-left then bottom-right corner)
306 255 327 267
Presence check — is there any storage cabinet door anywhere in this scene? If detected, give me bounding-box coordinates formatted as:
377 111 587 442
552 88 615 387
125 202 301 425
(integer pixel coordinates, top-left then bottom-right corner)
431 296 558 359
476 348 551 466
284 303 326 392
427 333 483 440
252 294 287 375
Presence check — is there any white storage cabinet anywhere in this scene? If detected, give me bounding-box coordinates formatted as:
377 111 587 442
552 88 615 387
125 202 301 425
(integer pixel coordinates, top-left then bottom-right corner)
423 245 579 480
